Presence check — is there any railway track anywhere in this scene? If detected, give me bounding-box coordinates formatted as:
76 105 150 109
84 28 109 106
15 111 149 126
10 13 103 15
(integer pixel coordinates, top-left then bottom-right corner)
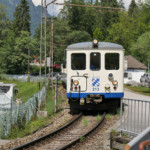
11 113 106 150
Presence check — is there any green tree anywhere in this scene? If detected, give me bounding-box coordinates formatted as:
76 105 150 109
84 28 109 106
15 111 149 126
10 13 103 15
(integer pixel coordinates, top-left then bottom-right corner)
128 0 138 17
67 0 86 31
0 4 13 73
131 31 150 65
107 11 147 53
7 31 37 74
99 0 120 39
118 0 125 9
13 0 31 37
140 0 150 29
93 28 104 41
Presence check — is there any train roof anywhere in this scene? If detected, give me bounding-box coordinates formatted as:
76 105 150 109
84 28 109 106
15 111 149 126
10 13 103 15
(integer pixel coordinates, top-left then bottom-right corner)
66 42 124 50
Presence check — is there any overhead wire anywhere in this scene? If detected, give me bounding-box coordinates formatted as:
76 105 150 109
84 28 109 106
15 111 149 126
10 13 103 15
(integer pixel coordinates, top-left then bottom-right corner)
50 2 123 11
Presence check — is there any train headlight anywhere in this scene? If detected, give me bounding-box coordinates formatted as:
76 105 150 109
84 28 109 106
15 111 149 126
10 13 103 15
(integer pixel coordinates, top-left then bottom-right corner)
108 73 113 81
93 39 98 48
105 84 110 89
112 80 118 86
73 80 79 86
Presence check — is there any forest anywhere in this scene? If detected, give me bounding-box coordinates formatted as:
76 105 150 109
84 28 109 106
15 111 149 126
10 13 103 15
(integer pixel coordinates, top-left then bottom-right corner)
0 0 150 74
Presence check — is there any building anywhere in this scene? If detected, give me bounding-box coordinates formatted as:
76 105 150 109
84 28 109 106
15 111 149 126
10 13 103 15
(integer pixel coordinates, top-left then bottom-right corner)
124 55 147 83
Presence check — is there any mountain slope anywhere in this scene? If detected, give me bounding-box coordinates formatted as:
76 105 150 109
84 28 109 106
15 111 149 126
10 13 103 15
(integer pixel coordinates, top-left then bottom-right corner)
0 0 50 35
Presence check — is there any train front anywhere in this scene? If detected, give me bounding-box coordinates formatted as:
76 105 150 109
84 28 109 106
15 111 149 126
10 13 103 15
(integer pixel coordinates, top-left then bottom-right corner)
66 39 124 112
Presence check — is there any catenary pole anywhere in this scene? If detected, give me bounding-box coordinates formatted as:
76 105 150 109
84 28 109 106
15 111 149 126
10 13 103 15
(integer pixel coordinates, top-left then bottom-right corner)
44 0 47 111
39 0 43 111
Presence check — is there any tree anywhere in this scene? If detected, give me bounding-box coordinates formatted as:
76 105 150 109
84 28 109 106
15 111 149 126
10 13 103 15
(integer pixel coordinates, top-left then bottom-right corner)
131 31 150 65
6 31 37 74
93 28 104 41
118 0 125 9
67 0 86 31
13 0 31 37
99 0 120 39
107 11 147 53
128 0 138 17
0 4 13 73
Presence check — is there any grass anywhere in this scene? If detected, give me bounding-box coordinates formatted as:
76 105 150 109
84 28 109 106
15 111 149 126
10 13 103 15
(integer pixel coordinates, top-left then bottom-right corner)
6 116 50 139
124 84 150 96
82 117 88 126
0 79 39 103
5 84 63 139
106 114 113 120
80 136 85 142
96 114 101 121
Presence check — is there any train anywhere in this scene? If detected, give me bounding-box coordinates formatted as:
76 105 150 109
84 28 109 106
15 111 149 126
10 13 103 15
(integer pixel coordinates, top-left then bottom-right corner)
66 39 124 113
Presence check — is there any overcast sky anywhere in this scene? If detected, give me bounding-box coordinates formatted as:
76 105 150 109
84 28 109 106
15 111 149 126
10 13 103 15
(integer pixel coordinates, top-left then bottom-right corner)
32 0 138 16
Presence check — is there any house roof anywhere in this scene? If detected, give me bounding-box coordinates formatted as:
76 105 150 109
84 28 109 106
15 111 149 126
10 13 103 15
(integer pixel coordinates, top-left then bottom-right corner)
125 55 147 70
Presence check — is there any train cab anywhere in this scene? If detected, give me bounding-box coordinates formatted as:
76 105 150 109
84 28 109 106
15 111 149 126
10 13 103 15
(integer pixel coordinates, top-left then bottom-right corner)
66 39 124 111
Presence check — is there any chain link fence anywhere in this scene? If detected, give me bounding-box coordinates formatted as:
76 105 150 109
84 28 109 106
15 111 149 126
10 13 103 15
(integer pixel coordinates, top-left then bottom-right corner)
0 86 46 138
1 74 45 82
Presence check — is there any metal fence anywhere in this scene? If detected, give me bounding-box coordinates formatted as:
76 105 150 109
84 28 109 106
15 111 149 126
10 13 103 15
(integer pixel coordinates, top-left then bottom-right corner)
125 127 150 150
8 75 45 82
0 86 46 137
120 98 150 135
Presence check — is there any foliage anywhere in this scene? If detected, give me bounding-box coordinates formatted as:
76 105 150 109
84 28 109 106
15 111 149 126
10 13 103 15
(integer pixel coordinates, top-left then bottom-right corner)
131 31 150 65
0 4 12 73
13 0 31 37
93 28 104 41
128 0 138 17
82 117 88 126
80 136 85 142
6 31 37 74
96 114 101 121
106 114 113 120
107 11 147 53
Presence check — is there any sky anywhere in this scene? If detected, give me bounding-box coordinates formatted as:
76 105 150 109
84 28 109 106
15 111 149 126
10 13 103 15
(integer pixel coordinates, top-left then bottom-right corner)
32 0 138 16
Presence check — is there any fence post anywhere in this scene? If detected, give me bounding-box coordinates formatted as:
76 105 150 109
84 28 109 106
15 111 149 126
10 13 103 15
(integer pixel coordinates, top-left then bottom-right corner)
120 98 123 136
55 75 58 113
10 97 13 127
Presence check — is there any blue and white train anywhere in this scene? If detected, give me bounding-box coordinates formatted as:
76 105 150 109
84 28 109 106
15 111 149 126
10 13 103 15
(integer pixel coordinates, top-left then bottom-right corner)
66 39 124 112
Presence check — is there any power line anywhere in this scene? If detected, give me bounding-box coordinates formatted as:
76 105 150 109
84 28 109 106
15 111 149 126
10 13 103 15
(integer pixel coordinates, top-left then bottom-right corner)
53 2 122 10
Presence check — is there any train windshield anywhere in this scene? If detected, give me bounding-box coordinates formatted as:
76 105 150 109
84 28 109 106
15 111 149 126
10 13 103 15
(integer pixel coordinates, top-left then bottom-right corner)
71 53 86 70
90 52 101 70
105 53 119 70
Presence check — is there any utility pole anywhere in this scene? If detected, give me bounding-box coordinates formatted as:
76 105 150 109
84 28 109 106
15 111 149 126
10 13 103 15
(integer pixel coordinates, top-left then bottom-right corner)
51 20 54 89
44 0 47 111
39 0 43 111
48 19 54 89
28 48 30 82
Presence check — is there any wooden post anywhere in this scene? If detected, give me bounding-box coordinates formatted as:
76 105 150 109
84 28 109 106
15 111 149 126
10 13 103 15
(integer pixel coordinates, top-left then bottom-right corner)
55 74 58 113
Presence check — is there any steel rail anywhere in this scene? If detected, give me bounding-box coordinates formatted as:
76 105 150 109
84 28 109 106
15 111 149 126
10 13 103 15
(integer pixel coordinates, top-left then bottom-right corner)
11 113 82 150
57 112 106 150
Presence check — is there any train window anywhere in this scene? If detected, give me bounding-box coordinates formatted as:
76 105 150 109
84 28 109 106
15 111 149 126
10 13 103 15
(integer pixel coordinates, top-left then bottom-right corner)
90 53 101 71
105 53 119 70
71 53 86 70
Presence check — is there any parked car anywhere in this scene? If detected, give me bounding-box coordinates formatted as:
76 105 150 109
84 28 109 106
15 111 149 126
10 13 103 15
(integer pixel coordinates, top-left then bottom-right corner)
140 73 150 83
